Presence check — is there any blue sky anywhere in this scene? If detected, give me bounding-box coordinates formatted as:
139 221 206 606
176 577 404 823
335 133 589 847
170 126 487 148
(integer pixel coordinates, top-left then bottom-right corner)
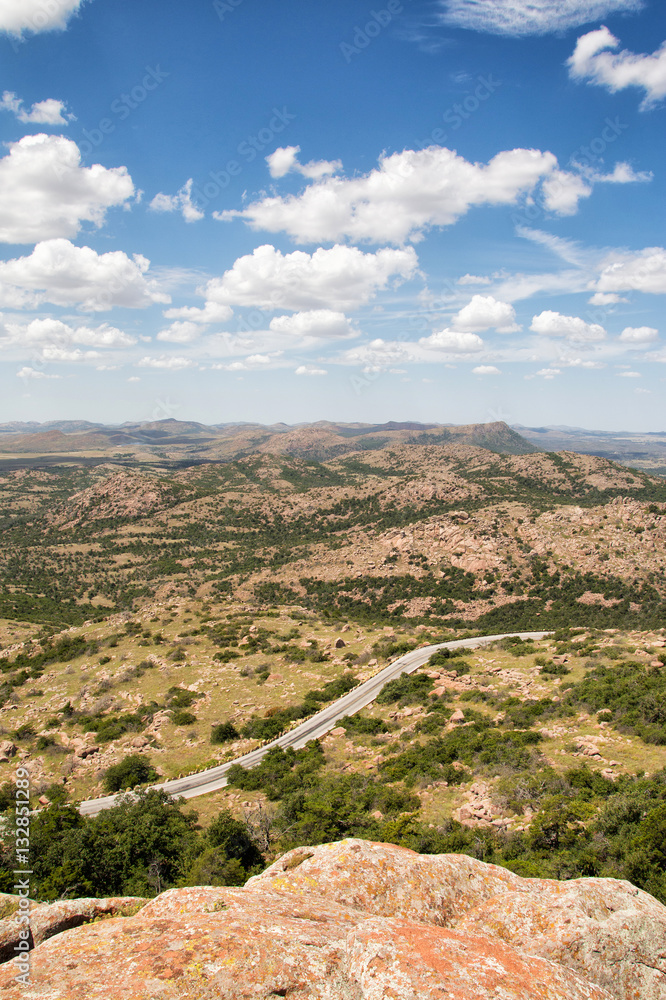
0 0 664 430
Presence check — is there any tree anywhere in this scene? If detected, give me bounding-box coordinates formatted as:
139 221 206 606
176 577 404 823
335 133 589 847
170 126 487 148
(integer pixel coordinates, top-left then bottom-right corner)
103 755 158 793
207 809 264 871
182 848 246 887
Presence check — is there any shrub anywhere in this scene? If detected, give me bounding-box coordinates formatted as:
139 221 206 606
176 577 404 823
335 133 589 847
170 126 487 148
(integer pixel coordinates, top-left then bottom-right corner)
0 783 16 812
13 724 36 742
211 722 239 744
376 672 434 706
103 755 158 793
167 687 199 709
36 735 57 750
539 661 571 676
428 647 468 666
171 711 197 726
337 714 392 735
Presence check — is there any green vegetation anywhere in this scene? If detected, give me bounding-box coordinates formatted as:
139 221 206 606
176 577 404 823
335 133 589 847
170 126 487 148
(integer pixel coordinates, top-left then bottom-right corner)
240 673 358 741
221 742 666 905
0 791 264 900
560 658 666 745
376 672 437 707
380 718 543 785
338 713 393 735
103 755 159 793
211 721 239 744
0 442 665 911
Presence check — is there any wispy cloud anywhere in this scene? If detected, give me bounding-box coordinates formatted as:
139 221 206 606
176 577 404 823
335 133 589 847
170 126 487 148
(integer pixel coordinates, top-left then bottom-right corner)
437 0 643 37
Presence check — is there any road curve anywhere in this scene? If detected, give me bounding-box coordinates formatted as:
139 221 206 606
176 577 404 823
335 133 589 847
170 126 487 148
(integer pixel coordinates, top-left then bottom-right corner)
79 631 551 816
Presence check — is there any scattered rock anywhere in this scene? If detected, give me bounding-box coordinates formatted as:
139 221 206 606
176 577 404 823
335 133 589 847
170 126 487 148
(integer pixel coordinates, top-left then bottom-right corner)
450 709 465 723
0 742 17 762
334 637 346 648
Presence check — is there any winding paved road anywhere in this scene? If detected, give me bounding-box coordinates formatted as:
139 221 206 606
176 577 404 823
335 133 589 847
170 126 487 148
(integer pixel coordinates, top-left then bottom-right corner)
79 631 551 817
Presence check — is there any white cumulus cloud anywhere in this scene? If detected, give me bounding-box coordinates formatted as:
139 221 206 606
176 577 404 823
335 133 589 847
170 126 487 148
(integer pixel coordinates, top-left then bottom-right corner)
568 27 666 108
266 146 342 180
218 145 579 245
0 0 88 36
0 134 134 243
472 365 501 375
2 318 135 366
163 301 233 325
200 244 418 312
0 239 169 311
531 310 606 342
16 366 60 379
452 294 519 332
540 162 649 216
419 329 485 352
295 365 327 376
156 321 202 344
269 310 355 339
595 247 666 295
619 326 659 344
138 356 197 370
458 273 491 285
0 91 73 125
40 345 99 362
541 170 593 215
438 0 643 37
150 178 204 223
588 292 625 305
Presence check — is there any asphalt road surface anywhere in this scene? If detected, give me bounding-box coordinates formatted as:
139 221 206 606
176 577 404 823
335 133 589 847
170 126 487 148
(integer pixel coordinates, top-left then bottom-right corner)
79 630 551 817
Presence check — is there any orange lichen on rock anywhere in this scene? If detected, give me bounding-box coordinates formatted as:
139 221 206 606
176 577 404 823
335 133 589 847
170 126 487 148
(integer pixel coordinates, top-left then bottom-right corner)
0 840 664 999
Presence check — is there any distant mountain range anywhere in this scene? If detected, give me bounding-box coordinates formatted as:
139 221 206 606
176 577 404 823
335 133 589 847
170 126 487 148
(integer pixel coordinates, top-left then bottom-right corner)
0 419 664 475
0 419 537 465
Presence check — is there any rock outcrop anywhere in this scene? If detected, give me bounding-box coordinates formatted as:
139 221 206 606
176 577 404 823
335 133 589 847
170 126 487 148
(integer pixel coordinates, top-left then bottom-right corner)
1 840 664 999
0 896 146 963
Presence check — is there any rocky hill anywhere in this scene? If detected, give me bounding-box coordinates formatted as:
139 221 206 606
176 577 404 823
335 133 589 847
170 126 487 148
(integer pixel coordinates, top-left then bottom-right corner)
1 839 664 999
0 432 666 953
0 441 665 632
0 418 537 463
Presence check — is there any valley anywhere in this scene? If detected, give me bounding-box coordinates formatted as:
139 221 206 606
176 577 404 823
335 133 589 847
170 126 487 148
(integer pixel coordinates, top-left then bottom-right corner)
0 421 665 908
